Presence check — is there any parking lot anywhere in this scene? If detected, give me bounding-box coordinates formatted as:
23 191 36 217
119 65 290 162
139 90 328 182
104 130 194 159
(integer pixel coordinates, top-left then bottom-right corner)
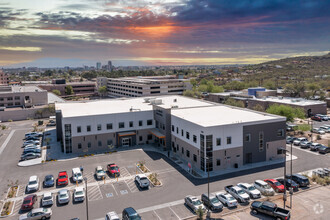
0 120 330 220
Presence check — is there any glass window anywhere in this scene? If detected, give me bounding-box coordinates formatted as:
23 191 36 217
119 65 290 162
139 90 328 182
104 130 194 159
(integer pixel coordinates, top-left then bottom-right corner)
139 120 143 126
176 127 179 134
193 154 197 162
119 122 125 128
147 134 152 140
277 129 284 137
7 97 13 101
107 139 112 146
106 123 112 130
227 137 231 144
98 141 102 147
186 150 190 157
181 147 184 154
216 159 221 166
259 132 264 152
216 138 221 146
245 134 251 142
97 124 102 131
15 96 20 100
171 125 174 132
129 121 133 127
147 120 153 126
181 129 184 136
139 136 142 141
78 143 82 149
88 142 91 148
87 125 91 132
193 135 197 143
186 132 190 139
77 126 81 133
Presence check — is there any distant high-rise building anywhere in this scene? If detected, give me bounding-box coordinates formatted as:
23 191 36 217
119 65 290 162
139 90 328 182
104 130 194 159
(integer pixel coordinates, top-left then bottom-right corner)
0 69 9 85
107 60 113 72
96 62 101 70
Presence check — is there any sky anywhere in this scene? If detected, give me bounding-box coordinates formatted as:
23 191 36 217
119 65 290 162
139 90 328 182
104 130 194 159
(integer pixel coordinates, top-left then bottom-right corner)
0 0 329 67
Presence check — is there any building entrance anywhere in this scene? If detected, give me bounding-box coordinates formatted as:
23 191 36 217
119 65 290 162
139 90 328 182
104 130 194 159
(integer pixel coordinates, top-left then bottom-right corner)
122 138 131 147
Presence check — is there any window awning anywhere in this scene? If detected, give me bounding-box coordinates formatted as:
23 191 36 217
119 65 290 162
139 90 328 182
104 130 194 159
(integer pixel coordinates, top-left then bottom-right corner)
150 128 165 138
118 131 136 137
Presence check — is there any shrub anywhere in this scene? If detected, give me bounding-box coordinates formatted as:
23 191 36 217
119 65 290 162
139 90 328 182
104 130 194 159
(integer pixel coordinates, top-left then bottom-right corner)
196 206 204 220
316 135 321 140
8 119 13 122
1 125 6 130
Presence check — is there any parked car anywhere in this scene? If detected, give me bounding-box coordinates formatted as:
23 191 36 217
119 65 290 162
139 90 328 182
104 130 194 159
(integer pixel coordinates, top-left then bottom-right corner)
19 208 52 220
107 163 120 176
285 174 310 187
286 124 297 131
26 176 39 192
300 141 312 149
105 211 120 220
311 115 322 121
135 174 150 189
316 114 329 121
286 136 297 144
250 201 290 220
43 175 54 187
224 185 250 203
23 140 40 147
319 126 330 133
264 179 285 193
41 192 53 207
318 146 330 154
276 178 299 191
237 183 261 199
23 148 41 154
201 193 223 212
24 145 41 150
25 136 40 141
310 143 323 151
57 171 68 186
72 167 83 182
184 195 206 213
73 187 85 202
57 189 69 204
312 128 325 135
215 191 238 208
293 137 308 146
25 132 42 138
122 207 141 220
21 153 41 161
95 166 106 180
21 194 37 211
254 180 275 196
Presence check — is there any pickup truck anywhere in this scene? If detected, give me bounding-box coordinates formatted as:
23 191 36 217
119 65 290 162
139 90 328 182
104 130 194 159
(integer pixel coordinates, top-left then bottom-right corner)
107 163 120 176
224 185 250 203
250 201 290 220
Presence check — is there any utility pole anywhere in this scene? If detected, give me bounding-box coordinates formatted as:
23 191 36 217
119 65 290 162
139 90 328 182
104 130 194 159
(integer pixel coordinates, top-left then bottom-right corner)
84 177 89 220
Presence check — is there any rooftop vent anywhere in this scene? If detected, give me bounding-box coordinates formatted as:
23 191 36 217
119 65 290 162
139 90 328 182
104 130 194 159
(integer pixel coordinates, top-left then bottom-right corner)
171 105 178 108
174 99 177 102
150 99 162 105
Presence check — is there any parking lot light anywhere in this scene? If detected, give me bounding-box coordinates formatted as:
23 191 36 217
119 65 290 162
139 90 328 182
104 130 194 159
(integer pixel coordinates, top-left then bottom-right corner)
84 177 89 220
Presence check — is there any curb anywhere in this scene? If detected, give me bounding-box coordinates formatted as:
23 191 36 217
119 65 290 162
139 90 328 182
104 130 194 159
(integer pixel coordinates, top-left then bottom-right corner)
0 200 15 218
135 163 163 187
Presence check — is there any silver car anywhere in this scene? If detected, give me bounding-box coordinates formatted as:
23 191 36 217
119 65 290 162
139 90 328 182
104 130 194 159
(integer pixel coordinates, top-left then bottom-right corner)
41 192 53 207
215 191 238 208
237 183 261 199
95 166 106 180
184 195 206 213
57 189 69 204
19 208 52 220
254 180 275 196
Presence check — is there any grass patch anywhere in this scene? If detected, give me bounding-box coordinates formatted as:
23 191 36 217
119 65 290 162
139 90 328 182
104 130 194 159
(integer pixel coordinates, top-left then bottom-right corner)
297 124 311 131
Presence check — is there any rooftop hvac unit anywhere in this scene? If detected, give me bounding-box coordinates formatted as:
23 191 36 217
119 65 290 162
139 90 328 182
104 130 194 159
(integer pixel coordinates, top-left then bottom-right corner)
174 99 177 102
171 105 178 108
144 98 151 103
153 99 163 105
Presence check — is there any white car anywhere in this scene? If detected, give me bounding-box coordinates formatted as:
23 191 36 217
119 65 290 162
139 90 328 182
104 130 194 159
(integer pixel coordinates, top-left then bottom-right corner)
24 144 41 150
312 128 325 135
26 176 39 192
293 137 308 146
95 166 106 180
135 174 150 189
23 140 40 147
237 183 261 199
319 126 330 133
254 180 275 196
105 211 120 220
41 192 53 206
184 195 206 213
57 189 69 204
73 187 85 202
215 191 238 208
19 208 52 220
72 167 83 182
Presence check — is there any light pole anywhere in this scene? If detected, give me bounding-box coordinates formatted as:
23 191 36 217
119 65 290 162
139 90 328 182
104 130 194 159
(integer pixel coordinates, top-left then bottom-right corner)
280 144 293 209
281 147 287 208
83 177 89 220
290 142 293 209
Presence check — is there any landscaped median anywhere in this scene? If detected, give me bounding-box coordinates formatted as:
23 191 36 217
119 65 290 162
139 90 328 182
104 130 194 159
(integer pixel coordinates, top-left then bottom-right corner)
136 160 162 187
0 201 13 217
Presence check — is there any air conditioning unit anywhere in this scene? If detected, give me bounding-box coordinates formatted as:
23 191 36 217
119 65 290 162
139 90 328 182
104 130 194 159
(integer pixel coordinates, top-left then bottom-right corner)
153 99 162 105
171 105 178 108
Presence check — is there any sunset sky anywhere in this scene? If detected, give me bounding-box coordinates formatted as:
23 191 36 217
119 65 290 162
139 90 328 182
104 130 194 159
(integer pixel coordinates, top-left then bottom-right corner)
1 0 329 67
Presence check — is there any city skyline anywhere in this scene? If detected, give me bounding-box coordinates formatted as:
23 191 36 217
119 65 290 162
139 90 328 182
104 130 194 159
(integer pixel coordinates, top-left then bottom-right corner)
0 0 329 67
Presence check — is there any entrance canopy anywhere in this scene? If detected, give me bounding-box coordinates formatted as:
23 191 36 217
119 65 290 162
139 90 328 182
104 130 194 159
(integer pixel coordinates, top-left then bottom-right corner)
149 128 165 138
118 131 136 137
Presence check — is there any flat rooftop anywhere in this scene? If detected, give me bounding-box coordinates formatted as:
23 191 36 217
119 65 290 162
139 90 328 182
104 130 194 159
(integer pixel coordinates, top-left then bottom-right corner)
109 76 185 84
254 96 326 106
56 95 214 118
171 105 284 127
0 86 45 93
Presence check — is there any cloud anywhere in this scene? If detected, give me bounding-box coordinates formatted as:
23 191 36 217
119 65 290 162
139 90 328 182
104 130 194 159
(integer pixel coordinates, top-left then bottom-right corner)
0 46 42 52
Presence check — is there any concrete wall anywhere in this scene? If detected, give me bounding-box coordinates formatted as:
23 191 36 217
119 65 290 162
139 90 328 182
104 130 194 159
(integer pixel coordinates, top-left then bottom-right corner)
0 105 52 122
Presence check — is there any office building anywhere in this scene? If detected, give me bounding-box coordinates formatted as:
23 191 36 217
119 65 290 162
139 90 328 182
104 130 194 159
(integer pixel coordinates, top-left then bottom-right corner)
0 70 9 85
96 62 101 70
56 95 286 173
107 61 113 72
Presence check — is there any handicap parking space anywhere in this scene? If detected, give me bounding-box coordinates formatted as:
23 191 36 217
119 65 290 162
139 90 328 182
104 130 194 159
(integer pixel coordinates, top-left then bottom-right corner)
112 181 130 196
139 210 161 220
100 184 118 199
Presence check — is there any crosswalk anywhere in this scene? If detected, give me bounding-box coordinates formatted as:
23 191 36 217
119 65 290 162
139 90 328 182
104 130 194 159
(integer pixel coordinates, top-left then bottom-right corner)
12 199 22 216
87 185 103 201
125 179 139 193
16 185 26 197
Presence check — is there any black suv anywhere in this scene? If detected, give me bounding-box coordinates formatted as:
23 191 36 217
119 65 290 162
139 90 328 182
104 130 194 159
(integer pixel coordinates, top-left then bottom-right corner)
122 207 141 220
285 174 310 187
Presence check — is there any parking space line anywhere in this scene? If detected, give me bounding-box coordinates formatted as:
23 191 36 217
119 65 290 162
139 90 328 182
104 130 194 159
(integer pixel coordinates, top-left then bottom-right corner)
125 179 138 193
153 210 162 220
87 185 103 201
12 200 22 216
17 185 26 197
120 167 131 178
111 184 118 196
84 172 96 183
169 206 181 220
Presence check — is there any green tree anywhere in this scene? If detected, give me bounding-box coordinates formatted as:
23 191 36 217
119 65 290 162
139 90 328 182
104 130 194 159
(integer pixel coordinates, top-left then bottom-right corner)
198 84 208 92
224 98 245 108
51 89 61 96
98 86 107 97
252 104 265 112
65 85 74 95
190 79 197 87
266 104 305 122
196 206 204 220
224 81 246 90
283 82 306 97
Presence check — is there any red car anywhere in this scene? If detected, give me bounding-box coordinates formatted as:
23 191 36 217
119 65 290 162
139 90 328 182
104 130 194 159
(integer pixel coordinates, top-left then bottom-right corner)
21 194 37 211
107 163 120 176
311 115 322 122
264 179 285 193
57 171 68 186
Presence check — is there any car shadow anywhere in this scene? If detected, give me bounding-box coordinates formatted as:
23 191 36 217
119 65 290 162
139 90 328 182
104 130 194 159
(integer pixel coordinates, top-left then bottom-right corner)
250 210 276 219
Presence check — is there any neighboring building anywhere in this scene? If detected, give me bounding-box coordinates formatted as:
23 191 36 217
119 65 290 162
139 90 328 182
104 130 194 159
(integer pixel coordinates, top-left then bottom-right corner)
107 61 113 72
0 70 9 85
96 62 101 70
56 95 286 173
96 77 108 90
107 76 188 98
38 80 96 97
0 86 47 108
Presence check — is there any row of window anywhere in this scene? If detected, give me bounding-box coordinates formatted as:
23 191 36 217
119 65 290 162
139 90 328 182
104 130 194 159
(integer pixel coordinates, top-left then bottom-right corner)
108 83 143 90
0 102 21 107
76 120 153 133
0 96 20 101
109 87 143 94
77 139 113 149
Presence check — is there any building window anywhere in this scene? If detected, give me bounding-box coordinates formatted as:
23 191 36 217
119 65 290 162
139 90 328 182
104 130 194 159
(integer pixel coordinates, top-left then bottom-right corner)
119 122 125 128
181 129 184 136
147 119 153 126
226 137 231 144
186 132 190 139
186 150 190 158
171 125 174 132
139 120 143 126
259 132 264 152
129 121 134 128
181 147 184 154
15 102 20 105
97 124 102 131
107 139 113 146
277 129 284 137
107 123 112 130
7 97 13 101
14 96 20 100
236 155 240 157
176 127 179 134
177 144 179 151
78 143 82 149
77 126 81 133
147 134 152 140
277 148 285 154
98 141 102 147
216 159 221 166
87 125 91 132
193 135 197 143
193 154 197 162
245 134 251 142
216 138 221 146
88 142 91 148
139 136 142 141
